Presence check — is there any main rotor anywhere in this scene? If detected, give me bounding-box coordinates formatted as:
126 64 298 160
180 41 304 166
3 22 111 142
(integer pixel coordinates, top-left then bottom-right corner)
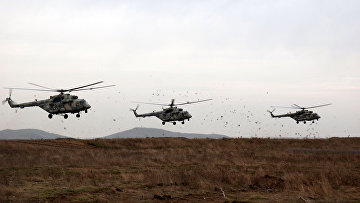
4 81 115 94
271 103 331 110
133 98 213 108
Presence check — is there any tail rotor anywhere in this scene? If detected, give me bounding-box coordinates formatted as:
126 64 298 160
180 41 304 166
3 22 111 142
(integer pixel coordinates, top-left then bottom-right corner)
2 89 12 105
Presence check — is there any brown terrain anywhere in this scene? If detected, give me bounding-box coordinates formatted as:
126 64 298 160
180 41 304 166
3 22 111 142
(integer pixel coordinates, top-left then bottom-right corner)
0 137 359 202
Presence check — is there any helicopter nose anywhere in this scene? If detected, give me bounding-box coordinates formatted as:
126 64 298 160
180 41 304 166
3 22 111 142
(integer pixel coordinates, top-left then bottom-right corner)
186 112 192 118
82 100 91 109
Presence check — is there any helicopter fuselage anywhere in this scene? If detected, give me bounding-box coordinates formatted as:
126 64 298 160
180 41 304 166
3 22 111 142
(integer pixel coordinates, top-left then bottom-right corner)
133 107 192 124
7 93 91 118
270 110 320 123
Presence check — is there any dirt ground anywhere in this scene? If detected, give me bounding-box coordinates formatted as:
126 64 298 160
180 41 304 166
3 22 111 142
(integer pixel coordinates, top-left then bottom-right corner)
0 137 359 202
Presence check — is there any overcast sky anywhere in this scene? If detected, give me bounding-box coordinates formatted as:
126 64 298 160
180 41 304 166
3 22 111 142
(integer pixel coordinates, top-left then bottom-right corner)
0 0 359 138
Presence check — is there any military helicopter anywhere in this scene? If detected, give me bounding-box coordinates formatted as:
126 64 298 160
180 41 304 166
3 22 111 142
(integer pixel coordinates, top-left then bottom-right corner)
131 99 212 125
3 81 115 119
268 104 331 124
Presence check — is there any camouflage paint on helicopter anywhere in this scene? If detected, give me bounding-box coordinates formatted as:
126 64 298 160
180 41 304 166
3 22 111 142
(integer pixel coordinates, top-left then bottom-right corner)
3 81 115 119
268 104 331 124
131 99 212 125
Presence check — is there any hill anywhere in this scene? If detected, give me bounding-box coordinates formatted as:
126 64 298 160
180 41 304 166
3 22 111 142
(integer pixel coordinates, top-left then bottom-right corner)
0 129 67 140
103 127 228 139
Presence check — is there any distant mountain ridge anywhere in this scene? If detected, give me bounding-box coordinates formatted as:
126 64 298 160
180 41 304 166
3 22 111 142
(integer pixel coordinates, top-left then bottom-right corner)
103 127 228 139
0 129 68 140
0 128 228 140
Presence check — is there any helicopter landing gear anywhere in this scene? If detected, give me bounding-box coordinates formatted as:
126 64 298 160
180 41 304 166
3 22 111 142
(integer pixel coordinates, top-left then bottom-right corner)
312 120 315 123
303 121 306 124
173 122 176 125
296 121 299 124
85 109 88 113
162 122 165 125
48 114 53 119
188 119 190 121
182 121 185 124
64 114 68 119
76 114 80 118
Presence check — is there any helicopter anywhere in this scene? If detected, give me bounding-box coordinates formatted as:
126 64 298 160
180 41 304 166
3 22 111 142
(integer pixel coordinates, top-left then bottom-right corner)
3 81 115 119
131 99 212 125
267 104 331 124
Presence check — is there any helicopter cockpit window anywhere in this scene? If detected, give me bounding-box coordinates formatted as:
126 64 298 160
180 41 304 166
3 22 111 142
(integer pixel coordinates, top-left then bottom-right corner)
72 96 78 99
80 100 86 105
53 97 61 102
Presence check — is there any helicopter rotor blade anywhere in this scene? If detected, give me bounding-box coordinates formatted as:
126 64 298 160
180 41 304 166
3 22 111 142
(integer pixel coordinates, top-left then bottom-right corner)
170 99 175 107
302 103 332 109
175 99 213 106
132 101 167 106
133 99 212 107
292 104 304 109
270 105 297 109
65 81 104 92
4 87 57 92
28 83 53 90
69 85 116 92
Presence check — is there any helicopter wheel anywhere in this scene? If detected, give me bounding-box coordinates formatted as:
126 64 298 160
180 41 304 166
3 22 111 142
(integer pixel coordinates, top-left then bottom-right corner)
85 110 88 113
182 121 185 124
296 121 299 124
162 122 165 125
188 119 190 121
48 114 53 119
76 114 80 118
64 114 68 119
173 122 176 125
303 121 306 124
312 120 315 123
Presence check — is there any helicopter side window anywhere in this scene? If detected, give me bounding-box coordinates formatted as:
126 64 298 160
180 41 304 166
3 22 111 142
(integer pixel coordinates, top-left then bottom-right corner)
53 97 61 102
178 109 183 111
72 96 78 99
165 109 173 113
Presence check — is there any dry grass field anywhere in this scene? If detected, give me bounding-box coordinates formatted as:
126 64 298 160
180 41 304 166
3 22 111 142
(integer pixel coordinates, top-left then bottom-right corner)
0 137 359 202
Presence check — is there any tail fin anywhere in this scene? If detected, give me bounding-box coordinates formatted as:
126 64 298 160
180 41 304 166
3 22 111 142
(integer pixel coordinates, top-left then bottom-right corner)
130 105 140 117
267 109 275 117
